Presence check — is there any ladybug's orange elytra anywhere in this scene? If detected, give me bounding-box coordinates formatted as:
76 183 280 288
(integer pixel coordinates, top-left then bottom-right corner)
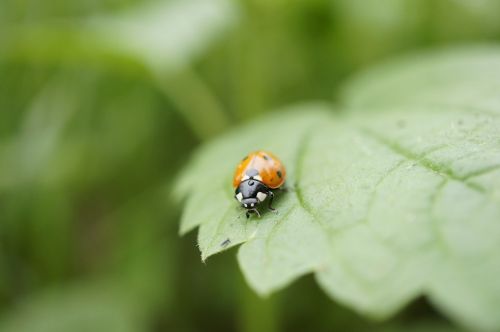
233 151 286 189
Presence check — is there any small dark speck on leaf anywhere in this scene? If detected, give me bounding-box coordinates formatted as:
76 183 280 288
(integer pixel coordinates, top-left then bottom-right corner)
457 119 464 125
220 238 231 248
397 120 406 128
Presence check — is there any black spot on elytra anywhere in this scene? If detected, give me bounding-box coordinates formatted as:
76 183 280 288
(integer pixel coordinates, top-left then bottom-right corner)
262 154 270 160
277 170 282 178
242 156 248 161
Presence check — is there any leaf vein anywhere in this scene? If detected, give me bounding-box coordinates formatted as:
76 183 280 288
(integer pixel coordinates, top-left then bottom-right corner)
362 128 486 193
294 126 326 227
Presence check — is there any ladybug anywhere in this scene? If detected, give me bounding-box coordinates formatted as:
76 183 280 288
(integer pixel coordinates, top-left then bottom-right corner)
233 151 286 218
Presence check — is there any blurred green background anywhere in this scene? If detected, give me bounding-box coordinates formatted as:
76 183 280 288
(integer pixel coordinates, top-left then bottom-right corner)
1 0 500 331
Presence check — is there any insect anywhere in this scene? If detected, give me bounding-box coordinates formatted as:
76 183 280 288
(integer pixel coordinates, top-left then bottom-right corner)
233 151 286 218
220 238 231 248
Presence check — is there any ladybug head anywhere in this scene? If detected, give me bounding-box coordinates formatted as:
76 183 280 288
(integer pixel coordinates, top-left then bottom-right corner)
234 179 269 209
240 197 259 209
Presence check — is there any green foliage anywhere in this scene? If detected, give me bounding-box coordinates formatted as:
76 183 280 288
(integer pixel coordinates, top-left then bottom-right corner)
1 0 236 139
1 0 236 73
3 0 500 331
0 282 145 332
342 46 500 110
177 48 500 331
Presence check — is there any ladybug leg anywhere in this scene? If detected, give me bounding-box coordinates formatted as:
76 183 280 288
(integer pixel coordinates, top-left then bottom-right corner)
246 209 261 218
267 191 277 213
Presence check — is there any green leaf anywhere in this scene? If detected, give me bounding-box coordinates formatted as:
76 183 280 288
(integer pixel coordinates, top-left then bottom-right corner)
341 45 500 112
1 0 237 74
86 0 237 73
176 48 500 331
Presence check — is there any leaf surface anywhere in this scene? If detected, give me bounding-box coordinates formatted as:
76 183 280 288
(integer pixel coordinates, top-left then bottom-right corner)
176 48 500 331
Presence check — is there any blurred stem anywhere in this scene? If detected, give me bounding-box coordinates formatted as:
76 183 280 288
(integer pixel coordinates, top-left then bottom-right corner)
153 68 231 140
230 0 269 121
239 280 279 332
